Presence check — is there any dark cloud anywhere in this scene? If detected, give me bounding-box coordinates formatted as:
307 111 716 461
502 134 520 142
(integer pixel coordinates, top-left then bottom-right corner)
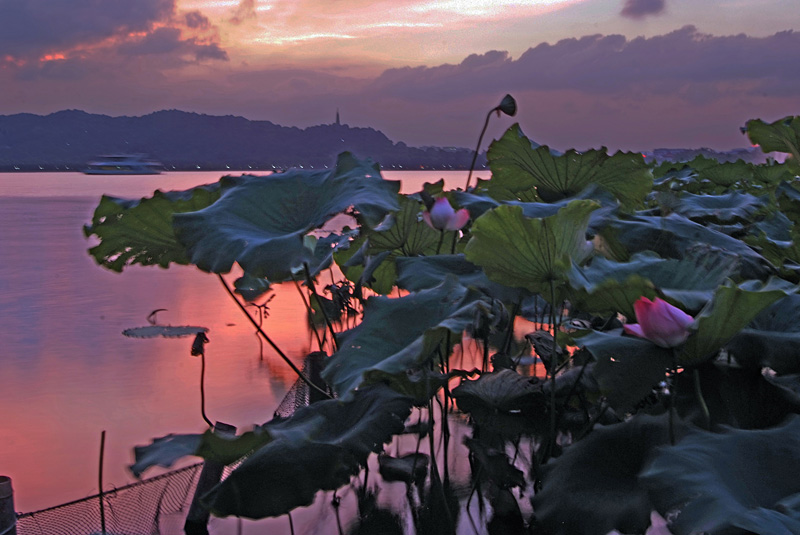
367 27 800 103
185 10 211 30
117 27 228 61
0 0 175 58
1 27 798 152
621 0 666 19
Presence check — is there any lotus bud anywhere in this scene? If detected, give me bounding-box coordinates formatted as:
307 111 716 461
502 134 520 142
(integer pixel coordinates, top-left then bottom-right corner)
422 197 470 231
623 297 694 348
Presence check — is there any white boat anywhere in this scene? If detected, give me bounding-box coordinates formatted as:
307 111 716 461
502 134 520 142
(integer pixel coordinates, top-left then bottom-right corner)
83 154 163 175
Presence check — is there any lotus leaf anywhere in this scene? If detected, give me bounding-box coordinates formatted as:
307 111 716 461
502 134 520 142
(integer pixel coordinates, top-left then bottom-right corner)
465 200 599 299
679 279 790 366
486 124 651 209
205 384 413 519
597 213 774 280
641 416 800 535
746 116 800 170
725 294 800 373
670 191 768 224
173 153 400 281
578 330 674 412
532 414 674 535
84 183 224 271
322 277 492 398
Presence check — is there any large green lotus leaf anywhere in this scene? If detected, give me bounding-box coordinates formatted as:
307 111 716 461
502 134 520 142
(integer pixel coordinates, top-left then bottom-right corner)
485 124 652 209
569 250 734 317
746 116 800 173
532 414 673 535
679 279 790 366
366 194 447 257
452 184 618 231
464 201 599 297
84 183 224 271
173 153 400 281
671 191 768 224
745 221 800 283
753 161 796 186
336 194 450 294
205 384 413 519
321 277 492 398
578 330 673 412
395 254 526 303
597 213 774 280
775 181 800 218
726 295 800 374
750 211 794 246
641 416 800 535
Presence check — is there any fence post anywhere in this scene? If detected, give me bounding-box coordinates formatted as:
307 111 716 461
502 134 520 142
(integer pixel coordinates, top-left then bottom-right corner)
0 476 16 535
184 421 237 535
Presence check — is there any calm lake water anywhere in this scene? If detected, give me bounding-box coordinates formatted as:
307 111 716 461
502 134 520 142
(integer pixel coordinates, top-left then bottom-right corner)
0 170 489 531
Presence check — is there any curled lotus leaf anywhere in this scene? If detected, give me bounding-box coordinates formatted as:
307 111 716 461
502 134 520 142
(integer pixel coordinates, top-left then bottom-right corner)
173 152 400 281
84 182 224 271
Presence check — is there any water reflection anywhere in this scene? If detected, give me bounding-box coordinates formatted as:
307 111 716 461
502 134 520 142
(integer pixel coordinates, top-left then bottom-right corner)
0 170 489 515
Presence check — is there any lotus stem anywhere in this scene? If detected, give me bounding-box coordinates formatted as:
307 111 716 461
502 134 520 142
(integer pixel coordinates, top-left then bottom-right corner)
693 368 711 430
465 108 494 190
669 349 679 446
217 274 332 399
200 351 213 428
304 262 339 352
293 278 326 351
541 281 559 456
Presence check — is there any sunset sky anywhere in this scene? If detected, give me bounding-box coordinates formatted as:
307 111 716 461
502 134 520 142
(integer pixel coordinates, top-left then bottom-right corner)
1 0 799 151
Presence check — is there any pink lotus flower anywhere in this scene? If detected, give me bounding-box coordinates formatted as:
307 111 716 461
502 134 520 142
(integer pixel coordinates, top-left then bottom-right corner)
422 197 470 231
624 297 694 348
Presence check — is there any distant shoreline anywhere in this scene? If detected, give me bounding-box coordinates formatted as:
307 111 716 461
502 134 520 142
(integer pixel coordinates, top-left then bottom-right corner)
0 164 483 173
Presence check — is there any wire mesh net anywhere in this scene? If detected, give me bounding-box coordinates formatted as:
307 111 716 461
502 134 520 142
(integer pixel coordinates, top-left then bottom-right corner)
16 463 202 535
273 351 334 419
14 353 334 535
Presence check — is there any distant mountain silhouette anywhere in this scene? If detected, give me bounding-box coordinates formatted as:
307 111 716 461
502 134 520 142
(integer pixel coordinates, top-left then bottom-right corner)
0 109 480 171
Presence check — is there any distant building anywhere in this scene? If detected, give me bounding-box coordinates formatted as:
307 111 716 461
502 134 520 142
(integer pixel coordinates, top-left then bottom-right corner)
335 109 340 126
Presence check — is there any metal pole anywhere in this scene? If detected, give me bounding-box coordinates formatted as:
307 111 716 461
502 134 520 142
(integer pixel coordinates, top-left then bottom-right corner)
184 421 237 535
0 476 16 535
